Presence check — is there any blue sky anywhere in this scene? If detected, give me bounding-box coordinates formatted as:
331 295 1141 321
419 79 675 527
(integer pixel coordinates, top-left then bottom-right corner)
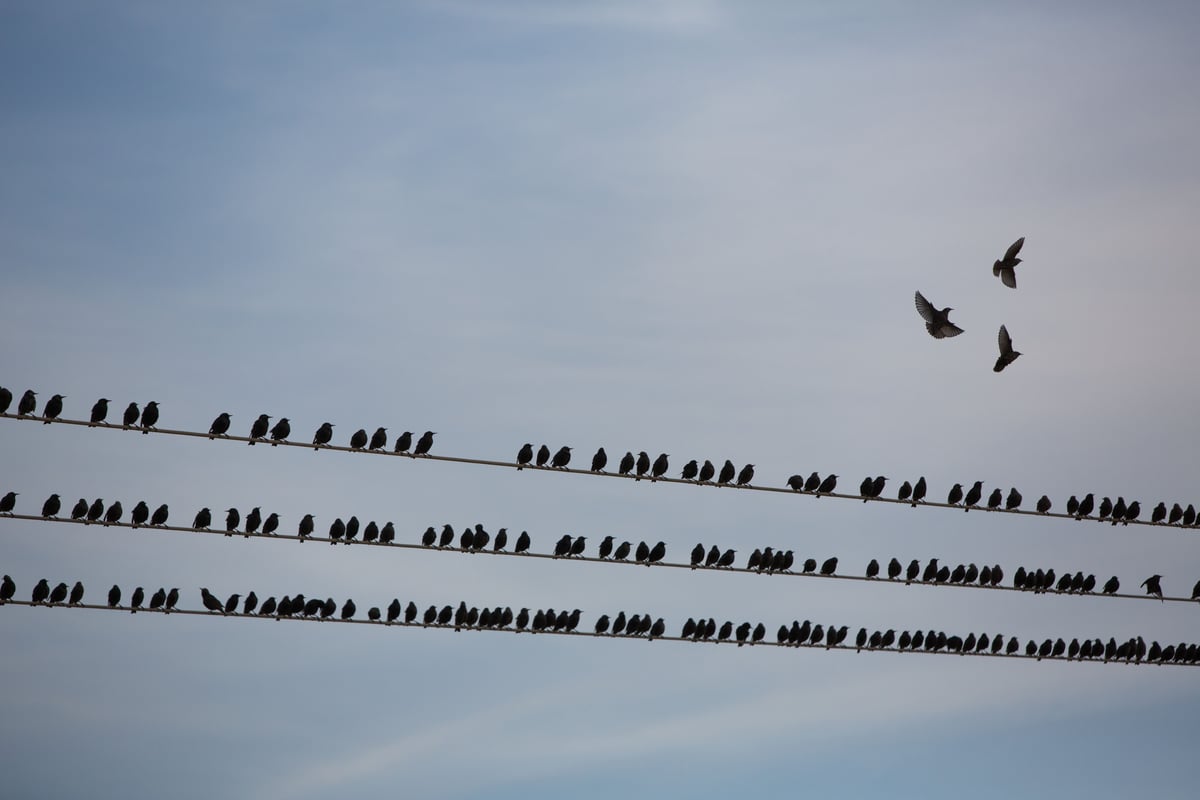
3 1 1200 797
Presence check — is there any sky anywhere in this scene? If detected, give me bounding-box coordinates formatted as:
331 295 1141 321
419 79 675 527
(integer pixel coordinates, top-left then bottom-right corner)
3 1 1200 797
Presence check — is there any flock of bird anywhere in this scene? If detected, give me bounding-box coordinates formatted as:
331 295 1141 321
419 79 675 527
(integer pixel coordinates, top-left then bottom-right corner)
6 391 1200 533
3 576 1197 666
914 235 1027 372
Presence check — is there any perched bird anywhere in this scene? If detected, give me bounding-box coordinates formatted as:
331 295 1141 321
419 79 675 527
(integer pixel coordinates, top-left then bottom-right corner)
17 390 38 416
1006 488 1022 510
992 236 1025 289
130 587 145 612
32 578 50 604
1169 503 1184 525
897 481 912 502
947 483 964 505
1151 502 1167 524
914 291 964 339
1184 505 1197 526
200 588 223 612
569 536 587 557
248 414 271 443
613 541 632 561
0 386 11 414
1141 574 1164 602
736 464 755 486
492 528 507 551
866 559 880 579
1102 575 1120 595
349 428 368 450
41 494 61 518
148 588 166 610
268 417 291 445
243 592 259 615
635 451 651 478
888 558 902 580
682 460 699 481
963 481 984 510
43 394 65 423
103 501 123 525
49 582 68 604
150 503 169 526
86 498 104 523
1097 496 1113 520
263 513 280 536
648 541 666 563
786 474 805 491
906 559 920 583
89 398 110 426
993 325 1022 372
553 534 572 557
617 451 635 475
595 614 611 635
530 445 549 467
551 446 572 468
911 476 927 505
515 530 531 553
1111 497 1127 525
414 431 436 456
0 491 17 514
224 508 240 535
341 599 356 619
209 412 232 438
140 401 159 432
690 544 705 568
193 507 212 530
516 443 533 468
223 593 241 615
244 507 263 536
107 584 120 607
1123 501 1141 525
591 448 607 472
121 402 140 427
1036 495 1052 513
312 422 335 449
717 460 736 485
130 501 149 527
986 488 1003 510
652 453 670 480
816 474 838 495
820 557 838 575
368 427 388 451
344 516 360 541
598 535 614 559
718 548 736 568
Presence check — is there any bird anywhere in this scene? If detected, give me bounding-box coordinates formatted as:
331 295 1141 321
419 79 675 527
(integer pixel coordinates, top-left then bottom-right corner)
515 531 531 553
130 501 149 527
986 488 1003 510
993 325 1022 372
554 535 572 557
682 460 699 481
140 401 159 432
150 503 169 526
191 507 212 530
223 593 241 615
0 491 17 514
243 592 259 615
717 460 736 485
516 443 534 468
341 599 356 619
41 494 61 518
599 535 614 559
992 236 1025 289
268 417 290 445
652 453 670 480
1123 501 1141 525
569 536 587 557
89 398 110 426
209 412 232 438
698 459 716 483
148 588 166 611
17 390 38 416
618 451 635 475
368 427 388 451
0 386 10 414
736 464 755 486
1152 502 1167 524
888 558 902 580
312 422 335 449
1185 505 1198 526
947 483 964 505
48 582 69 604
906 559 920 583
595 614 611 635
1006 488 1022 510
492 527 507 551
1096 496 1113 520
786 474 805 491
914 290 964 338
349 428 368 450
820 557 838 575
1111 497 1127 524
866 559 880 579
224 508 240 535
816 474 838 495
635 451 651 478
248 414 271 443
1169 503 1184 525
897 481 912 502
103 501 123 525
717 548 736 568
130 587 145 612
1192 579 1200 601
263 513 280 536
1036 495 1052 513
910 476 927 505
200 588 223 612
86 498 104 523
591 448 607 472
613 540 632 561
31 578 50 604
963 481 983 510
1141 574 1164 602
121 402 140 427
43 394 64 423
106 584 120 607
648 541 666 563
551 446 572 468
344 516 360 541
414 431 436 455
1102 576 1120 594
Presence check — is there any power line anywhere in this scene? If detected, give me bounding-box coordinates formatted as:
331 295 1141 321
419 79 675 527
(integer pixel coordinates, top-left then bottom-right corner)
1 597 1193 668
2 412 1193 533
3 512 1194 605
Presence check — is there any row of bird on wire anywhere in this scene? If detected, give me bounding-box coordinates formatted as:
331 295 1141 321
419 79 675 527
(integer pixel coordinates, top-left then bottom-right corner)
5 493 1193 600
8 391 1199 530
4 576 1197 667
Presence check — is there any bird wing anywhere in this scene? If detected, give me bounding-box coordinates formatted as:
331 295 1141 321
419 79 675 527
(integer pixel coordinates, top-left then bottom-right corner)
1004 236 1025 262
914 291 936 324
936 321 965 338
999 266 1017 289
998 324 1012 354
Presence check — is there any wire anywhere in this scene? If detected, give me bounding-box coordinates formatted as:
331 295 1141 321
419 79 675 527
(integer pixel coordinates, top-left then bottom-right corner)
1 412 1192 533
3 512 1194 605
0 598 1193 668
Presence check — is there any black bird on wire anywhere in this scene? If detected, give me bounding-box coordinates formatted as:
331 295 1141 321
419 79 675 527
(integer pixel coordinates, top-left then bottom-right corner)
963 481 983 510
41 494 60 518
224 508 240 536
897 481 912 502
49 582 68 604
151 503 169 526
517 443 533 468
535 445 550 467
86 498 104 523
717 460 736 485
987 488 1003 510
591 448 607 472
149 588 166 610
914 291 964 339
414 431 436 456
992 236 1025 289
635 451 650 479
599 535 614 559
43 393 64 423
787 474 805 491
551 446 572 468
1036 495 1052 513
121 402 139 427
1077 493 1095 518
249 414 271 444
107 584 120 607
349 428 368 450
263 512 280 536
699 459 716 483
0 386 11 415
89 398 109 426
391 431 411 454
618 451 635 475
1141 574 1164 602
140 401 159 432
682 460 699 481
816 474 838 495
652 453 669 480
209 412 232 438
736 464 755 486
368 427 388 451
103 501 123 525
947 483 964 506
299 514 315 540
245 507 262 536
911 476 927 505
130 587 144 612
32 578 50 604
269 417 290 445
131 501 149 527
17 390 38 416
312 422 334 449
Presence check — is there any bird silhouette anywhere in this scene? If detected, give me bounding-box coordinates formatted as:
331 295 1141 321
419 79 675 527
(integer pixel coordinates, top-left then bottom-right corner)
1036 495 1052 513
140 401 159 432
551 446 572 468
414 431 436 455
368 427 388 451
120 402 139 427
17 390 37 416
515 531 531 553
86 499 104 523
209 412 232 438
130 501 149 527
349 428 368 450
816 474 838 495
48 582 68 604
516 443 533 468
682 460 699 481
914 291 964 338
993 325 1022 372
616 451 635 475
249 414 271 443
534 445 551 467
1102 575 1119 594
43 394 64 423
591 448 607 472
635 451 650 479
698 459 716 483
736 464 755 486
88 398 109 426
1006 488 1022 510
963 481 983 510
717 460 736 485
786 474 805 491
0 387 11 415
1141 574 1164 602
992 236 1025 289
267 417 290 445
986 488 1002 510
41 494 60 518
312 422 334 449
652 453 670 480
614 540 632 561
103 501 123 525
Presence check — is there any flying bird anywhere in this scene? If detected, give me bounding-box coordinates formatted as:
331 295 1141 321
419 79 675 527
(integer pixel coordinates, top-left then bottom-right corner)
992 236 1025 289
993 325 1022 372
914 291 964 339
